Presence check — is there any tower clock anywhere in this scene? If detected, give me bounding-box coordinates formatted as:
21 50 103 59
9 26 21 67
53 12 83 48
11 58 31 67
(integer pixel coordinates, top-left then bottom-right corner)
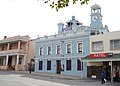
90 4 103 35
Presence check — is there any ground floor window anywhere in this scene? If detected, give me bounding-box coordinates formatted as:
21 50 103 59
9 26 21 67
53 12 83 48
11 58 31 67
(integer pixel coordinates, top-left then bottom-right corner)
47 60 51 70
66 60 71 70
39 61 43 70
19 57 22 65
77 59 83 71
0 58 4 65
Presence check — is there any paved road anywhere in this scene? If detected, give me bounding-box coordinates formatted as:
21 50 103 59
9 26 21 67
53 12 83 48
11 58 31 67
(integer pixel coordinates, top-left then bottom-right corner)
0 71 119 86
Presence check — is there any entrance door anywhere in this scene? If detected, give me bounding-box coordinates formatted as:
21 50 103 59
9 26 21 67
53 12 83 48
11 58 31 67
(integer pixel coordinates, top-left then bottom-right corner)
8 56 15 70
56 60 61 74
8 56 12 66
103 61 111 80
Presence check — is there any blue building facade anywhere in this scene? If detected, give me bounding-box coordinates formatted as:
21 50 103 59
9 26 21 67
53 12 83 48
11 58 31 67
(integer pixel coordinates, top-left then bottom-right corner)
35 4 109 78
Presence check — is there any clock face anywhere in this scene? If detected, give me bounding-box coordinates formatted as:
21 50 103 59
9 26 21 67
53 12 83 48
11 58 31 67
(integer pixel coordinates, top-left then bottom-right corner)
92 16 98 22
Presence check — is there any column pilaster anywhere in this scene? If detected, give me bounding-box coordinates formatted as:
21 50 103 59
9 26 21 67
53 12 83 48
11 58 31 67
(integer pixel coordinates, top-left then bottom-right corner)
18 41 21 51
7 43 10 50
6 55 9 66
16 54 19 65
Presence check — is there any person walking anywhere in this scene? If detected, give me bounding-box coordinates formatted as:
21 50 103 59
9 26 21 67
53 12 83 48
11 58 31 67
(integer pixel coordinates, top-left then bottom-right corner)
101 71 105 84
115 71 119 82
28 62 32 73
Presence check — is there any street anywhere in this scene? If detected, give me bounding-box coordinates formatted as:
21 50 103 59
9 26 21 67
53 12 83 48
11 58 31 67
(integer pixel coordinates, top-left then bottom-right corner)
0 71 119 86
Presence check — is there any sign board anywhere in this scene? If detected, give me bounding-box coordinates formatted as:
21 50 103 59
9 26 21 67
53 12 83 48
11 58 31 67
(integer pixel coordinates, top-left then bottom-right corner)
90 53 113 58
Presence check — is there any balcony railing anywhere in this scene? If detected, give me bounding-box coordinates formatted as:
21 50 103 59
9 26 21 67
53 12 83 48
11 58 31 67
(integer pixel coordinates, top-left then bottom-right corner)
0 49 26 55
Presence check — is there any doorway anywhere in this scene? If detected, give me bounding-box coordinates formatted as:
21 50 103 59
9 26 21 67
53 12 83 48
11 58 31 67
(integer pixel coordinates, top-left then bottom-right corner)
8 56 12 66
103 61 111 80
56 60 61 74
8 56 15 70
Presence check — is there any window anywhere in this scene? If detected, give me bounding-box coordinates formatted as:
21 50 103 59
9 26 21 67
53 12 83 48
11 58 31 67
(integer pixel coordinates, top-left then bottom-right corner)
56 45 60 54
67 44 71 54
39 47 43 55
77 59 83 71
19 57 22 64
66 60 71 70
2 47 5 51
39 61 43 70
47 60 51 70
77 42 82 53
110 39 120 50
92 41 103 51
47 46 52 55
90 29 100 35
9 45 13 50
0 58 3 65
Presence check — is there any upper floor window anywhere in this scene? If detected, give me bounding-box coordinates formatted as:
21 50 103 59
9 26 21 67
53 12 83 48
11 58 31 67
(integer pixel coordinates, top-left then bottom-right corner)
0 44 7 51
9 45 13 50
77 42 83 53
47 45 52 55
66 43 72 54
9 42 18 50
90 29 100 35
39 47 43 55
56 45 60 54
92 41 103 52
110 39 120 50
2 47 5 51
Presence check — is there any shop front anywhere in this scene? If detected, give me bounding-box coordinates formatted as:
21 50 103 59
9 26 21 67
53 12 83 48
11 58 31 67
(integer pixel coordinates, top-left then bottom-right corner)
82 53 120 82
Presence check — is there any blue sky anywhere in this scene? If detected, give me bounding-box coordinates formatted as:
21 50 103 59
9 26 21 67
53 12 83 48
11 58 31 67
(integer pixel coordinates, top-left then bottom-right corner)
0 0 120 39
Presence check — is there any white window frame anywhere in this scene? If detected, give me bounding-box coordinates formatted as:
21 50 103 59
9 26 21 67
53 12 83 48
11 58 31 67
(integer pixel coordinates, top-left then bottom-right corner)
92 41 103 52
110 39 120 50
56 44 61 55
77 41 83 53
47 45 52 55
39 47 43 56
66 43 72 54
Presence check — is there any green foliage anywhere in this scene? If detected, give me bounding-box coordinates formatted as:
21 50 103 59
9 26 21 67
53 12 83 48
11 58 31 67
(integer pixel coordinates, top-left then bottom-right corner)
41 0 89 11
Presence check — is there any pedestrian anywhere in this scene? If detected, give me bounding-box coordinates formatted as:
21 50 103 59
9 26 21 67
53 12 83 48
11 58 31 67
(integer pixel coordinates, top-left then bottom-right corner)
101 71 105 84
28 62 32 73
115 71 119 82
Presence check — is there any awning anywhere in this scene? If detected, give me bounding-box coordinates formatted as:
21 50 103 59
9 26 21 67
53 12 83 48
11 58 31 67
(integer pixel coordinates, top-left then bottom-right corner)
81 54 120 62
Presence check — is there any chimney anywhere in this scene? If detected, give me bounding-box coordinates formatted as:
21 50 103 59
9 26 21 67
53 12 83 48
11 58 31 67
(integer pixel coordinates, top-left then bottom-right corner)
4 36 7 39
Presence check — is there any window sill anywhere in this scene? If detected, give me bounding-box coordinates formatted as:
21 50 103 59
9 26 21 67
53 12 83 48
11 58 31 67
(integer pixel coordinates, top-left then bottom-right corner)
92 50 103 52
110 49 120 51
55 54 61 56
47 55 53 56
77 52 83 54
66 53 72 55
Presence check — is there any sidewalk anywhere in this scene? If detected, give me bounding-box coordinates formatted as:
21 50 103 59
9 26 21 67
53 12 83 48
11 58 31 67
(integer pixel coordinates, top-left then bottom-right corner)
18 71 120 85
33 72 83 80
13 70 95 81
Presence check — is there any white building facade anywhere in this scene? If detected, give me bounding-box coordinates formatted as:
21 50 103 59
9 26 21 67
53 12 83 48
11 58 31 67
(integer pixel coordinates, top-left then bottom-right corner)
82 31 120 82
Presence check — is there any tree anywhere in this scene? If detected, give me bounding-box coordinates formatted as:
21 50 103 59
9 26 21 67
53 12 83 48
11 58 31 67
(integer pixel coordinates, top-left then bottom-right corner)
39 0 89 11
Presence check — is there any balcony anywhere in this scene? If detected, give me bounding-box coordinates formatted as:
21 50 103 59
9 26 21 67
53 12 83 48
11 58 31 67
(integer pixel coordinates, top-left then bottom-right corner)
0 49 26 55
